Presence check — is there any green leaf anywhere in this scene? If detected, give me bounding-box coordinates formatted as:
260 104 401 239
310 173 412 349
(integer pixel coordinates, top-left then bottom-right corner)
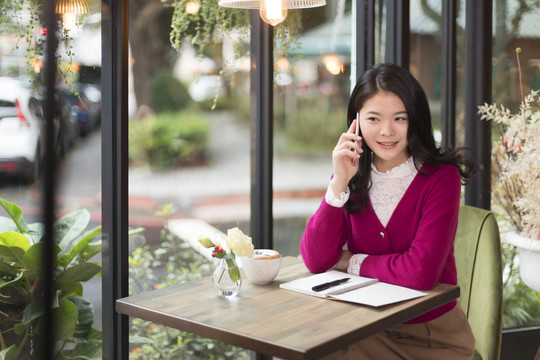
0 198 30 234
68 296 94 338
81 242 101 262
23 242 60 276
129 335 155 344
56 263 101 291
35 297 78 341
55 209 91 251
27 222 44 243
14 301 43 335
58 227 101 268
0 269 24 290
0 345 19 360
0 261 13 276
0 244 26 266
87 328 102 341
55 298 79 340
61 282 84 297
129 227 145 236
57 340 102 360
0 231 31 251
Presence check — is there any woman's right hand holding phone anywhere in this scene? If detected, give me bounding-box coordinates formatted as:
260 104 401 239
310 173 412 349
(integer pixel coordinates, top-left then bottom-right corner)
330 119 363 196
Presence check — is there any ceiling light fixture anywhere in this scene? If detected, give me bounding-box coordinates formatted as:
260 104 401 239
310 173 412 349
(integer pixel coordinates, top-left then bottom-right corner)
218 0 326 26
55 0 90 31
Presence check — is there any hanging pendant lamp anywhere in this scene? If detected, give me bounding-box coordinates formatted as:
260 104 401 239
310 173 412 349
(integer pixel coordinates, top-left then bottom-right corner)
218 0 326 26
55 0 90 31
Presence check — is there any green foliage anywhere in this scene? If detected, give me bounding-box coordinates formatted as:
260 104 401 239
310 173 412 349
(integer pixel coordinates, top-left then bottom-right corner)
169 0 302 105
501 241 540 328
128 207 248 360
129 110 210 170
170 0 301 59
0 198 102 360
150 69 192 113
277 99 347 154
1 0 87 91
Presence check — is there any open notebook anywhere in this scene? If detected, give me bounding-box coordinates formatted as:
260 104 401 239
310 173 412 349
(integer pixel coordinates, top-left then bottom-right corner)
280 270 427 307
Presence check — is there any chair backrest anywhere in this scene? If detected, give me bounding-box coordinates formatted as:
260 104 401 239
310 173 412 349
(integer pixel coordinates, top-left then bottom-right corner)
454 205 503 360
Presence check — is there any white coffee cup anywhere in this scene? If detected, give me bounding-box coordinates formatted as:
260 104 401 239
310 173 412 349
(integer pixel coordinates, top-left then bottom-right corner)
241 249 282 284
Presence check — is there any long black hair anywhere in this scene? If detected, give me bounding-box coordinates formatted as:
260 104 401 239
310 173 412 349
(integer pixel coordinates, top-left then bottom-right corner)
345 63 475 213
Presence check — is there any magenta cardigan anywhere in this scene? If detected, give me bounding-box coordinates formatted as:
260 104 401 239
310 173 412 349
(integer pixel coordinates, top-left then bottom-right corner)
300 164 461 324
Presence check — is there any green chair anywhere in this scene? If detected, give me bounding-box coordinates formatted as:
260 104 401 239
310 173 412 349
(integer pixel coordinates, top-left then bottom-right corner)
454 205 503 360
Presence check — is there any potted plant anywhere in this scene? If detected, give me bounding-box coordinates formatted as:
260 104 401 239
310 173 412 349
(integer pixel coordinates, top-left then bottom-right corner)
478 89 540 292
0 198 102 359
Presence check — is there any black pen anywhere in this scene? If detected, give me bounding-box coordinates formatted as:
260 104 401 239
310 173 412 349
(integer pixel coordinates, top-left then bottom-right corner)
312 277 351 292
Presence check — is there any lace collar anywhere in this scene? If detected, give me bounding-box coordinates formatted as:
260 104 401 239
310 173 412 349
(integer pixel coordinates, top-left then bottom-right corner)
371 156 417 179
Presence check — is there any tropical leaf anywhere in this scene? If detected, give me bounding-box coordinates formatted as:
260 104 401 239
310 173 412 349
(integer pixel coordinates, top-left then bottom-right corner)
58 227 101 268
55 209 91 251
0 198 30 234
56 263 102 292
68 296 94 338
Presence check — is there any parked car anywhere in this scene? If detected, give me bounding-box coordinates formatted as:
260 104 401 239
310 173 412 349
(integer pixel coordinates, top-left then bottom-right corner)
74 65 101 135
0 77 46 182
37 85 78 155
64 86 101 136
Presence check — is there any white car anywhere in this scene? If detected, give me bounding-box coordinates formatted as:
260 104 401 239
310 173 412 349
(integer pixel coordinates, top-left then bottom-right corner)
0 77 46 182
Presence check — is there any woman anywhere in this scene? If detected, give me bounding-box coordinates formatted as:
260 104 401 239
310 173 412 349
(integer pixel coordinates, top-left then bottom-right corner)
300 63 476 359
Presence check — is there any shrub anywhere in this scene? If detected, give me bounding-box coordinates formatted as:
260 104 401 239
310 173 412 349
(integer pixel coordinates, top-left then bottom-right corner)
279 100 346 154
150 69 192 113
129 110 210 170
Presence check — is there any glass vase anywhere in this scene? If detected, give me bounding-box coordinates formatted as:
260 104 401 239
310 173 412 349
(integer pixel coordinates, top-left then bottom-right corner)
212 258 242 297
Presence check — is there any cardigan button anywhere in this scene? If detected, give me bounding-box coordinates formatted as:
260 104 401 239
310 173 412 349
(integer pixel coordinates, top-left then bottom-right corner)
380 232 385 238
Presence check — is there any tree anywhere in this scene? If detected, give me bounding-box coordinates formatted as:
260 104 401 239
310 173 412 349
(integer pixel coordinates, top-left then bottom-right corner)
129 0 176 111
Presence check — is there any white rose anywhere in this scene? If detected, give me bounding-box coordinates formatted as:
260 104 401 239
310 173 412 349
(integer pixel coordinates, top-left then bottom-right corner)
226 227 254 258
232 239 254 258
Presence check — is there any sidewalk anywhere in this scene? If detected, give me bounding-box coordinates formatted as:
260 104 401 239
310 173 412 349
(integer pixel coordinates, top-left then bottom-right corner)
128 111 333 224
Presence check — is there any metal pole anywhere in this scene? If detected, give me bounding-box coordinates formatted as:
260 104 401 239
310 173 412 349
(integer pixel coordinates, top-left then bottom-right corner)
250 12 273 251
101 0 130 358
441 0 457 149
41 0 58 357
250 11 274 360
357 0 375 76
464 0 492 209
384 0 409 68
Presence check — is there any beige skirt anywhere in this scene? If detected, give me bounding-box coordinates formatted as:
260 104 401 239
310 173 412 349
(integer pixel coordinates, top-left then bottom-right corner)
321 303 475 360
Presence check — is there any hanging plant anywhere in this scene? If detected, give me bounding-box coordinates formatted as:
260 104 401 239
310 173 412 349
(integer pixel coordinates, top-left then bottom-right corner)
1 0 89 93
170 0 302 66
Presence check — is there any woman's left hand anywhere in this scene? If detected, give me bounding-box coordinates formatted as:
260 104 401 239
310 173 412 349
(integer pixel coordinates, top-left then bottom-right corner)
334 250 353 272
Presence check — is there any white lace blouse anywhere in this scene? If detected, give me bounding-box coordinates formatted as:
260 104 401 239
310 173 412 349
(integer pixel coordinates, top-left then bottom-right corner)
325 156 418 275
368 156 418 227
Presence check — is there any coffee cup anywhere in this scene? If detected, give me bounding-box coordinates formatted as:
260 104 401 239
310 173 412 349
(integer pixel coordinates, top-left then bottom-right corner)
240 249 282 284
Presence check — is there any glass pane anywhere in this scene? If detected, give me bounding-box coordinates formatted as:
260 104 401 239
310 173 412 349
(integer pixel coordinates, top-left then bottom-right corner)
409 0 444 146
0 1 103 357
273 0 353 257
490 0 540 329
127 2 251 358
410 0 540 330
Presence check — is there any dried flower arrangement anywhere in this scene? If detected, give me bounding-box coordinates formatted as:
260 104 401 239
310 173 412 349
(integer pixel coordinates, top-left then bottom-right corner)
478 89 540 240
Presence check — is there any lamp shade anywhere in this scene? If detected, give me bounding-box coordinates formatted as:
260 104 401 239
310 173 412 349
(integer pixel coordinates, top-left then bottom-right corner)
55 0 90 15
218 0 326 9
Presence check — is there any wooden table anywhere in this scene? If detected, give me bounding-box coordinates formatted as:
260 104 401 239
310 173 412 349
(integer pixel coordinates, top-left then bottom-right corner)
116 257 459 360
